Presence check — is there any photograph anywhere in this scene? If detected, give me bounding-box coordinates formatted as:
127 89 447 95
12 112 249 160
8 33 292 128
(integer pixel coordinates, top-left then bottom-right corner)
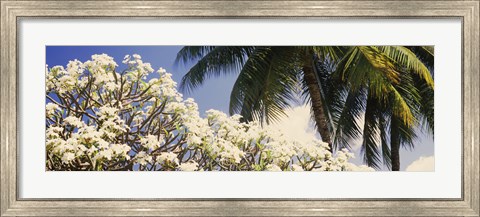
2 0 477 215
45 46 434 172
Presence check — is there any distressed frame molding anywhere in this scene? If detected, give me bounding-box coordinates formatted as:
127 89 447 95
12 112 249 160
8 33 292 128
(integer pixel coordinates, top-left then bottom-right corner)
1 1 479 216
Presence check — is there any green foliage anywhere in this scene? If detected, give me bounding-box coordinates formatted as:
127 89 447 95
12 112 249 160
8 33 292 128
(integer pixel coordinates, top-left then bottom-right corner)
176 46 434 170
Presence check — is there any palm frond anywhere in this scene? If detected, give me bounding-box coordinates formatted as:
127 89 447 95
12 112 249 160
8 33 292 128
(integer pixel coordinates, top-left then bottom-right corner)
378 46 434 88
174 46 217 66
405 46 434 71
415 77 434 134
359 52 418 128
330 87 367 150
335 46 400 92
361 94 382 169
407 46 434 134
390 111 418 151
358 46 401 85
178 46 254 93
386 83 416 127
229 47 300 124
312 46 344 61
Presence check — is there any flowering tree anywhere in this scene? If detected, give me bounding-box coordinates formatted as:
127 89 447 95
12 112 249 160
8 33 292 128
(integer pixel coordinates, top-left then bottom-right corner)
45 54 373 171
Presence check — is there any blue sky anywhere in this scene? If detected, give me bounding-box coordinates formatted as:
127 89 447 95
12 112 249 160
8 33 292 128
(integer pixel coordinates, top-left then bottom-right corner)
46 46 236 115
46 46 434 171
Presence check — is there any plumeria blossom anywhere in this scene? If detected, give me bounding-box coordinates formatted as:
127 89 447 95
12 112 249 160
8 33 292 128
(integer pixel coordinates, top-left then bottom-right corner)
63 116 84 128
45 103 60 115
46 54 373 172
157 152 179 165
140 135 163 151
177 161 199 171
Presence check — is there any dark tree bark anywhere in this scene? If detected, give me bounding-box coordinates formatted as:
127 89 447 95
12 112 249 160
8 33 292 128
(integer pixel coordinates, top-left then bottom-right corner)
390 118 401 171
302 57 333 150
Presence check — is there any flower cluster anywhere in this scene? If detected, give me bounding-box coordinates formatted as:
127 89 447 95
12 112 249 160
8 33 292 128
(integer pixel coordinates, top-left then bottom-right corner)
46 54 373 172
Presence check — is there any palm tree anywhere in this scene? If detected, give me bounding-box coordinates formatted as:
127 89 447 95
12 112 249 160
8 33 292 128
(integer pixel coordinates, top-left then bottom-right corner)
175 46 341 148
325 46 434 170
176 46 434 171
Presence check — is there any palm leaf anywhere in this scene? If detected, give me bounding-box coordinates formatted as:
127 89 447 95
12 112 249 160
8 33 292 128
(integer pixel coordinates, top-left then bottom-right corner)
405 46 434 71
335 46 400 92
406 46 434 134
229 47 300 124
361 95 382 169
378 46 434 88
415 77 434 133
178 46 254 92
312 46 344 61
175 46 217 66
330 87 367 150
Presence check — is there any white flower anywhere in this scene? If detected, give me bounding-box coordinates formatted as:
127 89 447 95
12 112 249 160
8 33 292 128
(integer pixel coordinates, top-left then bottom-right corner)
87 146 98 155
135 151 152 166
177 161 199 171
77 125 101 143
140 135 163 150
157 67 166 74
48 138 68 154
104 82 119 91
46 126 64 138
66 59 85 77
98 149 114 160
46 103 59 115
96 139 109 150
110 144 131 159
57 75 76 92
291 164 304 171
265 164 282 171
122 55 131 64
186 135 202 146
61 152 75 164
132 54 141 60
94 72 115 84
63 116 84 128
96 106 118 120
132 114 145 126
91 53 118 68
350 165 376 172
157 152 179 165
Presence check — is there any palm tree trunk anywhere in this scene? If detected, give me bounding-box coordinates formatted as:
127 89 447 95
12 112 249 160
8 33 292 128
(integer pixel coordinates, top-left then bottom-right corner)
391 118 401 171
391 140 400 171
303 60 333 150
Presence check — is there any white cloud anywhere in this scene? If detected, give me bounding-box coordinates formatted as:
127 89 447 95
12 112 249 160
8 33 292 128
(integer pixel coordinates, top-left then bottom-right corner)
265 104 373 168
266 104 365 148
405 155 435 171
267 105 319 144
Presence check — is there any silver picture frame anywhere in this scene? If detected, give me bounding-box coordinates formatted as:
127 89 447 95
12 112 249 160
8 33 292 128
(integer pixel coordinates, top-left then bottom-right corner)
1 0 478 216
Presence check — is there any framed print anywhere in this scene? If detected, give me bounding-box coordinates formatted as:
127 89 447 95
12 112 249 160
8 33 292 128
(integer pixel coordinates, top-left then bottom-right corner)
1 0 479 216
